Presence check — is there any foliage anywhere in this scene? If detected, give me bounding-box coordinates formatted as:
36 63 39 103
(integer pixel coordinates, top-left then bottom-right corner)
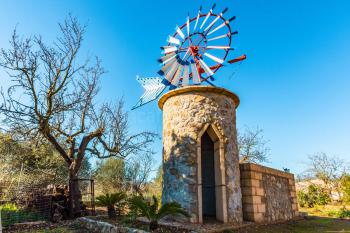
0 132 91 189
238 126 269 163
305 153 346 193
93 153 156 197
123 152 155 196
340 174 350 204
96 192 126 219
128 195 189 230
336 206 350 218
297 190 308 208
326 206 350 218
0 202 18 211
298 184 331 208
94 158 125 194
146 164 163 200
0 203 44 227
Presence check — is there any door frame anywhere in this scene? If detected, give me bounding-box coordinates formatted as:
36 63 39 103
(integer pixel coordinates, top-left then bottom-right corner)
197 123 228 223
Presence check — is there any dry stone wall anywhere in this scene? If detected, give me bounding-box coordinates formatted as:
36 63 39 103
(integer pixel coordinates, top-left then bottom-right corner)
240 163 299 223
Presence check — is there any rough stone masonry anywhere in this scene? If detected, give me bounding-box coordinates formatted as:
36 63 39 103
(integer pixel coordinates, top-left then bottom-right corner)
158 86 298 224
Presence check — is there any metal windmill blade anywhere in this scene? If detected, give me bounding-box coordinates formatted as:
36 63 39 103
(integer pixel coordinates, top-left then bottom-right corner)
132 5 247 110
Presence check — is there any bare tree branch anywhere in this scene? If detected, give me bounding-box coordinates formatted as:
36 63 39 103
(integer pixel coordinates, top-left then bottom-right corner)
0 15 157 217
238 126 270 164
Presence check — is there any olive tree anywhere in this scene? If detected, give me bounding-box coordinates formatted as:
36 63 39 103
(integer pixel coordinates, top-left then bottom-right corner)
0 16 155 218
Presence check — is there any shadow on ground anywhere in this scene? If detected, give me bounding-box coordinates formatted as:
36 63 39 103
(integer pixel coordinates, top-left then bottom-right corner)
231 217 350 233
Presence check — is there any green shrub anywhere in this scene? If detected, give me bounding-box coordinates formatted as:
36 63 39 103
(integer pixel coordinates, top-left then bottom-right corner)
297 190 308 207
127 195 189 231
297 184 331 208
0 203 18 211
0 203 43 227
96 192 126 219
340 174 350 204
326 207 350 218
337 207 350 218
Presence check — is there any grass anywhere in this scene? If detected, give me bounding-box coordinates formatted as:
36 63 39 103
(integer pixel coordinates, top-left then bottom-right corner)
0 203 47 227
22 226 79 233
299 204 350 218
4 224 89 233
4 206 350 232
235 205 350 233
231 217 350 233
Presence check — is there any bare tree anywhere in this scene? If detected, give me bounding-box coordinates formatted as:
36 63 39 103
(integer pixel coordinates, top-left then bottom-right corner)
238 126 269 163
124 152 155 196
0 16 156 217
306 152 346 195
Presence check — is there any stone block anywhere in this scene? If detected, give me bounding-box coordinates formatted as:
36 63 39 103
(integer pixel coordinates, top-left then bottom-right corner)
255 172 263 180
240 170 251 178
257 204 266 213
242 195 261 204
253 213 264 222
288 178 295 185
241 171 262 180
241 187 254 195
241 178 260 187
243 203 260 213
289 185 296 192
243 212 255 221
255 187 264 196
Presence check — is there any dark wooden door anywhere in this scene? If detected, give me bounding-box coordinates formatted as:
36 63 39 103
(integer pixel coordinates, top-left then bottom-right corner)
201 132 216 217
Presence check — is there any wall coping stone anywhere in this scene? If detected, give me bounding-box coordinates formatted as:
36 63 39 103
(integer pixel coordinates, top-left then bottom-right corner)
158 86 240 110
240 163 294 180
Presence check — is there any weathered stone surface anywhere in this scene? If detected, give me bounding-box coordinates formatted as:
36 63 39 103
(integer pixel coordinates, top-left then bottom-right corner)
76 217 149 233
240 163 299 223
158 86 298 225
159 86 242 224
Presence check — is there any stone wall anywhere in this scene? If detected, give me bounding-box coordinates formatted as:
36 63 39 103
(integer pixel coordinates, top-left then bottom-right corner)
240 163 299 223
159 86 243 224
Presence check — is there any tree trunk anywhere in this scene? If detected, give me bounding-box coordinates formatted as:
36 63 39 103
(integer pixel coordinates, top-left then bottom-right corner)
107 205 117 219
149 220 159 231
69 171 82 219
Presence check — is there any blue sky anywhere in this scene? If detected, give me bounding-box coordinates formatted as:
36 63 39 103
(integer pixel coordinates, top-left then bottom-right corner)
0 0 349 175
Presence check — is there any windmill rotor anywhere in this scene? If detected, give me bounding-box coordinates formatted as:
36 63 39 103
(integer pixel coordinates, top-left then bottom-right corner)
132 5 246 110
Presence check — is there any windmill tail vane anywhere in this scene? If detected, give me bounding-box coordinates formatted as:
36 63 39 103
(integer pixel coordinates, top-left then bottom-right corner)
131 76 166 110
132 5 246 110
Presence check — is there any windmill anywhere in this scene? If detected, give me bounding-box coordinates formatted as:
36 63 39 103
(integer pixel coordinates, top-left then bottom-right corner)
132 4 246 110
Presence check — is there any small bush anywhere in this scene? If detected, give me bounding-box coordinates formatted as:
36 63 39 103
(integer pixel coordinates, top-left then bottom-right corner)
297 190 308 207
0 203 43 227
127 195 189 231
337 207 350 218
340 174 350 204
96 192 126 219
0 203 18 211
297 184 330 208
326 207 350 218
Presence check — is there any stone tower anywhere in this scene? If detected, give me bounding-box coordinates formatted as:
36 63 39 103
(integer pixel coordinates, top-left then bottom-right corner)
158 86 243 224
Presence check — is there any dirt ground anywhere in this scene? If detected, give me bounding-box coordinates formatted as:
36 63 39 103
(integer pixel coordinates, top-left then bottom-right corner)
3 216 350 233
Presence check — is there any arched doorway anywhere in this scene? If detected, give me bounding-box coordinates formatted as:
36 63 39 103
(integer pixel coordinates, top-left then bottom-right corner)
201 132 216 219
197 124 228 223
